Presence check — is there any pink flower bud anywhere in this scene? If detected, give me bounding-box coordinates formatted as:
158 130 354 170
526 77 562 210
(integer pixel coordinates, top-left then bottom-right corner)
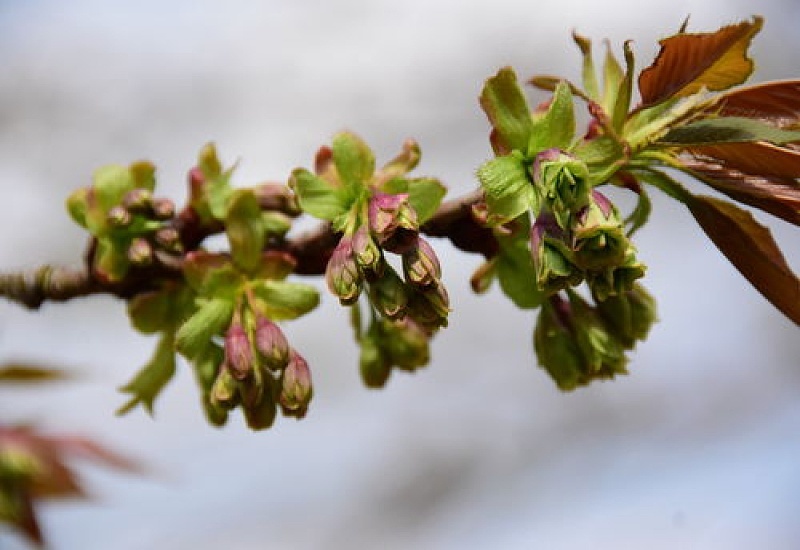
255 316 290 371
224 322 253 380
279 349 313 419
325 237 363 304
368 192 419 253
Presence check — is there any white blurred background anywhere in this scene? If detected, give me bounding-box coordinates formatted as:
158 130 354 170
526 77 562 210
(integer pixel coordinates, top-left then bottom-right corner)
1 1 799 548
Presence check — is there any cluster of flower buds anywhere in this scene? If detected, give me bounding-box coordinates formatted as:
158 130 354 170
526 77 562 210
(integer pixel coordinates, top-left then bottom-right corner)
326 193 449 333
65 161 179 282
529 151 645 300
210 306 313 429
533 286 656 390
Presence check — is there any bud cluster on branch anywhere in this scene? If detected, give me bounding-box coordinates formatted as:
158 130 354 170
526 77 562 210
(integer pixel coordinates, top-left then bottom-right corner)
2 15 799 430
4 15 800 544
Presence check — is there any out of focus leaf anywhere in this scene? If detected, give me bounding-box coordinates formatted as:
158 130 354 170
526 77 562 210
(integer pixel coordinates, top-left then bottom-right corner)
660 117 800 145
639 16 763 107
0 365 73 384
688 194 800 324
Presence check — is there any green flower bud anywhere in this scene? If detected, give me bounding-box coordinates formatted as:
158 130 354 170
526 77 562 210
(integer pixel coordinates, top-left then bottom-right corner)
587 248 646 300
359 334 391 388
368 266 408 320
352 225 384 278
278 349 313 419
595 283 657 349
242 385 277 430
572 190 628 271
255 316 290 371
406 281 450 330
210 368 239 409
533 297 586 391
381 318 430 371
568 292 628 380
532 149 591 229
402 237 442 287
325 237 363 305
530 214 582 295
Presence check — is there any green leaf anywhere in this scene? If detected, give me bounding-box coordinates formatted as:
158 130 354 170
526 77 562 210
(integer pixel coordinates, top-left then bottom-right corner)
405 177 447 224
65 187 90 228
129 161 156 192
252 280 320 321
191 344 228 427
612 41 635 131
601 44 624 117
289 168 352 221
625 185 652 237
572 31 599 100
476 152 536 225
660 117 800 145
332 131 375 191
127 290 173 334
496 224 544 309
198 142 223 179
528 80 575 155
480 67 534 153
226 189 265 274
175 297 235 359
93 237 130 283
117 332 177 415
688 194 800 325
92 165 136 212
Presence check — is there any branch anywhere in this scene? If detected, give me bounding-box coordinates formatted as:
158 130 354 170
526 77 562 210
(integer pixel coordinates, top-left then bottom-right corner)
0 189 493 309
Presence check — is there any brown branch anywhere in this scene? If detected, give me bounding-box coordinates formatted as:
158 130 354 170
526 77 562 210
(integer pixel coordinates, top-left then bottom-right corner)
0 188 495 309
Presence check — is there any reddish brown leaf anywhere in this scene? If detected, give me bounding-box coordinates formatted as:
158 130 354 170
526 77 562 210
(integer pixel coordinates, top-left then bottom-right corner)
680 156 800 225
717 80 800 127
687 141 800 179
688 194 800 324
639 17 763 108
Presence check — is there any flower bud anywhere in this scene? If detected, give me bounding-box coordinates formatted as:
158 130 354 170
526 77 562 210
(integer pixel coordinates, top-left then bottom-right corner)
122 188 153 215
402 237 442 287
279 349 313 419
151 197 176 220
359 335 391 388
368 192 419 253
242 386 277 430
572 191 628 271
568 292 628 380
532 149 590 229
533 297 585 390
352 225 383 278
255 316 290 371
406 281 450 330
587 248 646 301
224 321 253 380
155 227 183 253
381 318 430 371
368 267 408 320
106 205 132 228
595 283 657 349
530 214 582 295
210 368 239 409
127 237 153 267
325 237 363 305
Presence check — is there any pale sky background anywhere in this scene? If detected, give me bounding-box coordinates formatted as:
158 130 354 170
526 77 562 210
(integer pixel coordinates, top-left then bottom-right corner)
1 1 800 549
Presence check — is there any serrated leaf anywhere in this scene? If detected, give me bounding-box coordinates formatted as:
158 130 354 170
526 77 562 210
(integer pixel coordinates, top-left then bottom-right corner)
476 153 536 225
226 189 265 274
117 332 176 415
289 168 352 221
175 297 235 359
252 280 320 321
717 80 800 127
639 17 763 108
688 194 800 325
660 117 800 145
686 141 800 179
332 131 375 191
528 81 575 154
680 156 800 226
480 67 534 153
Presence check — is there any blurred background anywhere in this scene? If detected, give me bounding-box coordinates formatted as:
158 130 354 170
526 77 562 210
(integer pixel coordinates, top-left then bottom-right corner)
1 0 799 548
